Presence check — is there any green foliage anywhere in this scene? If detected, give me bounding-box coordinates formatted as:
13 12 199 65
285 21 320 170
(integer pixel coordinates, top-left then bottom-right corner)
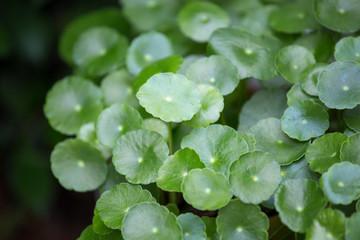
45 1 360 239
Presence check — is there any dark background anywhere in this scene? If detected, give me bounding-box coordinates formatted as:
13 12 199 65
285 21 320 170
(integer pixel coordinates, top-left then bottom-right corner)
0 0 120 239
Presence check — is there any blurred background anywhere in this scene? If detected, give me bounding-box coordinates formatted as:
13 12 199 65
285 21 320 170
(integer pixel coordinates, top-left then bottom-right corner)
0 0 120 239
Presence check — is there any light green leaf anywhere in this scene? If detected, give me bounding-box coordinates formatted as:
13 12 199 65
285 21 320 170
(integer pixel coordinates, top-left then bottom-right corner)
335 36 360 63
51 139 107 192
320 162 360 205
269 2 319 33
275 45 316 84
318 61 360 109
178 54 204 75
96 104 142 148
185 84 224 128
305 208 346 240
44 76 103 135
344 105 360 132
96 183 155 229
238 89 287 131
92 209 113 235
126 31 173 76
112 129 169 184
178 213 207 240
340 133 360 165
237 131 256 152
100 69 138 108
208 28 282 80
181 168 232 211
249 118 308 165
186 55 239 95
121 0 181 32
306 133 347 173
229 151 281 204
157 148 205 192
201 217 219 240
286 83 315 107
281 100 329 141
274 179 327 233
59 8 129 65
345 212 360 240
121 202 182 240
178 2 230 42
142 118 169 141
300 63 327 97
134 55 183 92
137 73 201 122
181 124 248 174
73 27 128 77
314 0 360 33
216 199 269 240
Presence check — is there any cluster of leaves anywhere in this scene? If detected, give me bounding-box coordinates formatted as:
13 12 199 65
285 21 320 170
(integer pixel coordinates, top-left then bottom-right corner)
44 0 360 239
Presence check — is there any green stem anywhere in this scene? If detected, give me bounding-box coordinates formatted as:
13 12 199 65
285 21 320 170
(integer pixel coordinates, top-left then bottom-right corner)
328 202 333 208
295 232 298 240
169 192 177 204
269 224 285 239
278 231 293 240
220 112 227 125
167 122 173 155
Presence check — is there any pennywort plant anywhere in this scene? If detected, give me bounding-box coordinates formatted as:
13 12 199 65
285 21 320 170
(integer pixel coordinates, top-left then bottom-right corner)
44 0 360 239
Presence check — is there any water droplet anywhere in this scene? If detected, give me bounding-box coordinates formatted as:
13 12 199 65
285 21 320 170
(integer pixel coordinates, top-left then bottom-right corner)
138 157 144 163
78 160 85 168
338 181 344 188
205 188 211 194
118 125 123 131
343 86 349 91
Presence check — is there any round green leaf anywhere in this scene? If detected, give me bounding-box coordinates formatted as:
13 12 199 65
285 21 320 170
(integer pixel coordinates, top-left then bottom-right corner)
44 76 103 135
92 209 113 235
100 69 138 108
300 63 327 97
178 213 207 240
137 73 201 122
157 148 205 192
142 118 169 141
134 55 183 92
113 129 168 184
216 199 269 240
96 183 155 229
181 124 248 174
238 131 256 152
269 2 319 33
178 54 204 75
185 84 224 128
111 130 168 185
274 179 327 233
121 0 181 32
305 208 346 240
59 8 130 65
344 105 360 132
249 118 308 165
98 163 126 195
178 2 230 42
186 55 239 95
50 139 107 192
229 151 281 204
201 217 219 240
122 202 182 240
295 30 335 63
238 89 287 131
306 133 347 173
340 133 360 165
275 45 316 84
287 83 315 107
73 27 128 77
181 168 232 211
78 225 123 240
335 36 360 63
208 28 282 80
346 212 360 240
96 104 142 148
126 31 173 76
314 0 360 33
281 100 329 141
318 61 360 109
320 162 360 205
